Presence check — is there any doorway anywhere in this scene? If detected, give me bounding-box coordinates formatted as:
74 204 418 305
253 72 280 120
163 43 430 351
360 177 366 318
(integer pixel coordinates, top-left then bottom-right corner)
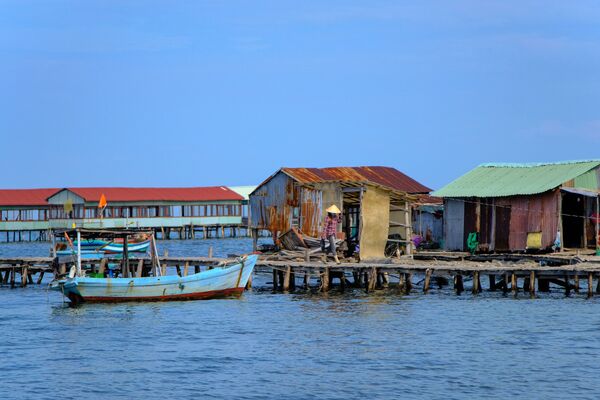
562 192 585 248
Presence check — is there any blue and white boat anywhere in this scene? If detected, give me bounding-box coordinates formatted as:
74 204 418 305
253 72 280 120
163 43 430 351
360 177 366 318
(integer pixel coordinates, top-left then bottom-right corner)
50 255 257 303
50 228 257 304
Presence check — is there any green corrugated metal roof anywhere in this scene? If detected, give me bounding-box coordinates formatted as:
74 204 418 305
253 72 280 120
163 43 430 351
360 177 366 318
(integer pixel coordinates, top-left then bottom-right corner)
433 160 600 198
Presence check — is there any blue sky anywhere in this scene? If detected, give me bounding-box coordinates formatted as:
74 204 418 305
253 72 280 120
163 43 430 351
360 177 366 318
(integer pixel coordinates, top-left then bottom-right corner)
1 1 599 190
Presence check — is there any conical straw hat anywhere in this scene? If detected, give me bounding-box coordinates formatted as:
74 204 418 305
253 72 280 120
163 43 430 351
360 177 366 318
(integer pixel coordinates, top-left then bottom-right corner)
326 205 341 214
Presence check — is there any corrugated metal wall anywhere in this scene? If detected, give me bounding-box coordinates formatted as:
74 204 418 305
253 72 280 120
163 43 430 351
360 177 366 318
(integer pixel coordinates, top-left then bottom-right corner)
249 171 297 234
299 187 322 237
444 191 560 252
412 210 443 243
444 199 465 251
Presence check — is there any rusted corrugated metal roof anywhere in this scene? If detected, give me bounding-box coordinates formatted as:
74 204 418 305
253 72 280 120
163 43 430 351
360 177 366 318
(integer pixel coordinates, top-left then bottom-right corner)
0 188 60 206
280 166 431 194
49 187 244 203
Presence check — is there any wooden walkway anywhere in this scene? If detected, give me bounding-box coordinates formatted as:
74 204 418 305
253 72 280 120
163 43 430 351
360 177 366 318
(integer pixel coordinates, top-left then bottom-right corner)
2 252 600 297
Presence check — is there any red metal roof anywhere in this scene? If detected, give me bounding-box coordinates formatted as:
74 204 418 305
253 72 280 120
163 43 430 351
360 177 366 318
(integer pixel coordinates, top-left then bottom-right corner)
281 166 431 194
0 188 60 206
55 187 244 202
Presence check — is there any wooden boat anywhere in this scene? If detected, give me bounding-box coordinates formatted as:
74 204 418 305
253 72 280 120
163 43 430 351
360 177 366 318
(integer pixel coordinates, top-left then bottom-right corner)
55 235 151 259
49 228 257 304
50 255 257 303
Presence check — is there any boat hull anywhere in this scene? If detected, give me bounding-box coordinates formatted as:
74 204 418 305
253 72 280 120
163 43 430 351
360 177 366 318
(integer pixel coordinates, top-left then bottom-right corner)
51 254 257 303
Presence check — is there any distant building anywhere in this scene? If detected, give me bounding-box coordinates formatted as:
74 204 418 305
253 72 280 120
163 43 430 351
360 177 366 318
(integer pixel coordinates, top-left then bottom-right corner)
249 166 433 260
0 188 58 241
433 160 600 252
228 186 257 225
0 186 250 241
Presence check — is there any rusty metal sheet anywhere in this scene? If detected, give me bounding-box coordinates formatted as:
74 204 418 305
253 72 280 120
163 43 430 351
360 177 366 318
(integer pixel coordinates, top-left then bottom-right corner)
249 171 295 235
282 166 431 194
508 196 529 250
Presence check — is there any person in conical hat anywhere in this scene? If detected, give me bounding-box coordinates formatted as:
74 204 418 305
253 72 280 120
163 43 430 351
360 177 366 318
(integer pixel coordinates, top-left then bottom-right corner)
326 205 341 214
321 204 342 264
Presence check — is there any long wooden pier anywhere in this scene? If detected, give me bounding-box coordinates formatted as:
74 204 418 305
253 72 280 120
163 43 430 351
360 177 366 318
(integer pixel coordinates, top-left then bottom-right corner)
2 253 600 297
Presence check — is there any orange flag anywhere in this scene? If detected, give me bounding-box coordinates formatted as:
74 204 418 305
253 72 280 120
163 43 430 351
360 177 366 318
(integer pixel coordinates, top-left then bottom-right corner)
98 194 107 209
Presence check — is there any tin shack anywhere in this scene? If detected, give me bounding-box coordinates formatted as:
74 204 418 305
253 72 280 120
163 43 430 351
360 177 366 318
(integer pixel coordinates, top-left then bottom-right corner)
433 160 600 252
249 166 432 260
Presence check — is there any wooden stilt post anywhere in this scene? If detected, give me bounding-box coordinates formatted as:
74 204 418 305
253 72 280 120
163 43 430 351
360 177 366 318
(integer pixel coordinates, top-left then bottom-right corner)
322 267 330 292
574 273 580 293
398 270 405 292
252 229 258 252
382 272 389 288
529 271 535 297
423 268 432 294
283 266 291 291
472 271 480 294
405 273 413 293
489 274 496 291
304 272 310 289
588 272 594 298
183 261 189 277
36 271 45 285
175 265 181 277
503 273 509 294
10 267 15 288
454 274 464 294
565 273 571 296
21 265 28 287
272 269 278 291
511 273 517 295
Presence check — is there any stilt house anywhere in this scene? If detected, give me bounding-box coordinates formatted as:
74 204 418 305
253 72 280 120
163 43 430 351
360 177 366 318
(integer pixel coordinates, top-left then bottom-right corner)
249 166 432 260
433 160 600 252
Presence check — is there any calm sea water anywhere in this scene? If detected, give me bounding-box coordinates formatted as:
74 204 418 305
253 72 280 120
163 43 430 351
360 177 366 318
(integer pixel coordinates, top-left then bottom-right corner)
1 239 600 399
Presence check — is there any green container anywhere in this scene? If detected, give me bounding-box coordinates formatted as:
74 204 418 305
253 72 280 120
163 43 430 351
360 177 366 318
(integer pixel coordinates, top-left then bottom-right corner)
89 272 104 278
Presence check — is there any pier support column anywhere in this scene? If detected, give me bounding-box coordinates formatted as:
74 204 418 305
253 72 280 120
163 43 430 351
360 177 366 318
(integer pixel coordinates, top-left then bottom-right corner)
423 268 432 294
574 274 580 293
398 271 405 292
488 274 496 291
322 267 330 292
564 274 571 296
252 229 258 252
454 274 464 294
21 265 28 287
588 272 594 298
366 267 377 292
472 271 481 294
405 273 413 293
272 269 279 291
529 271 536 297
303 272 310 289
511 273 517 296
283 266 291 291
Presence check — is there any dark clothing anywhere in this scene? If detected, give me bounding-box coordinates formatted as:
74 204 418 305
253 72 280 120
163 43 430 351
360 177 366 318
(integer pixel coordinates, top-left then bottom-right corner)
320 235 337 255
